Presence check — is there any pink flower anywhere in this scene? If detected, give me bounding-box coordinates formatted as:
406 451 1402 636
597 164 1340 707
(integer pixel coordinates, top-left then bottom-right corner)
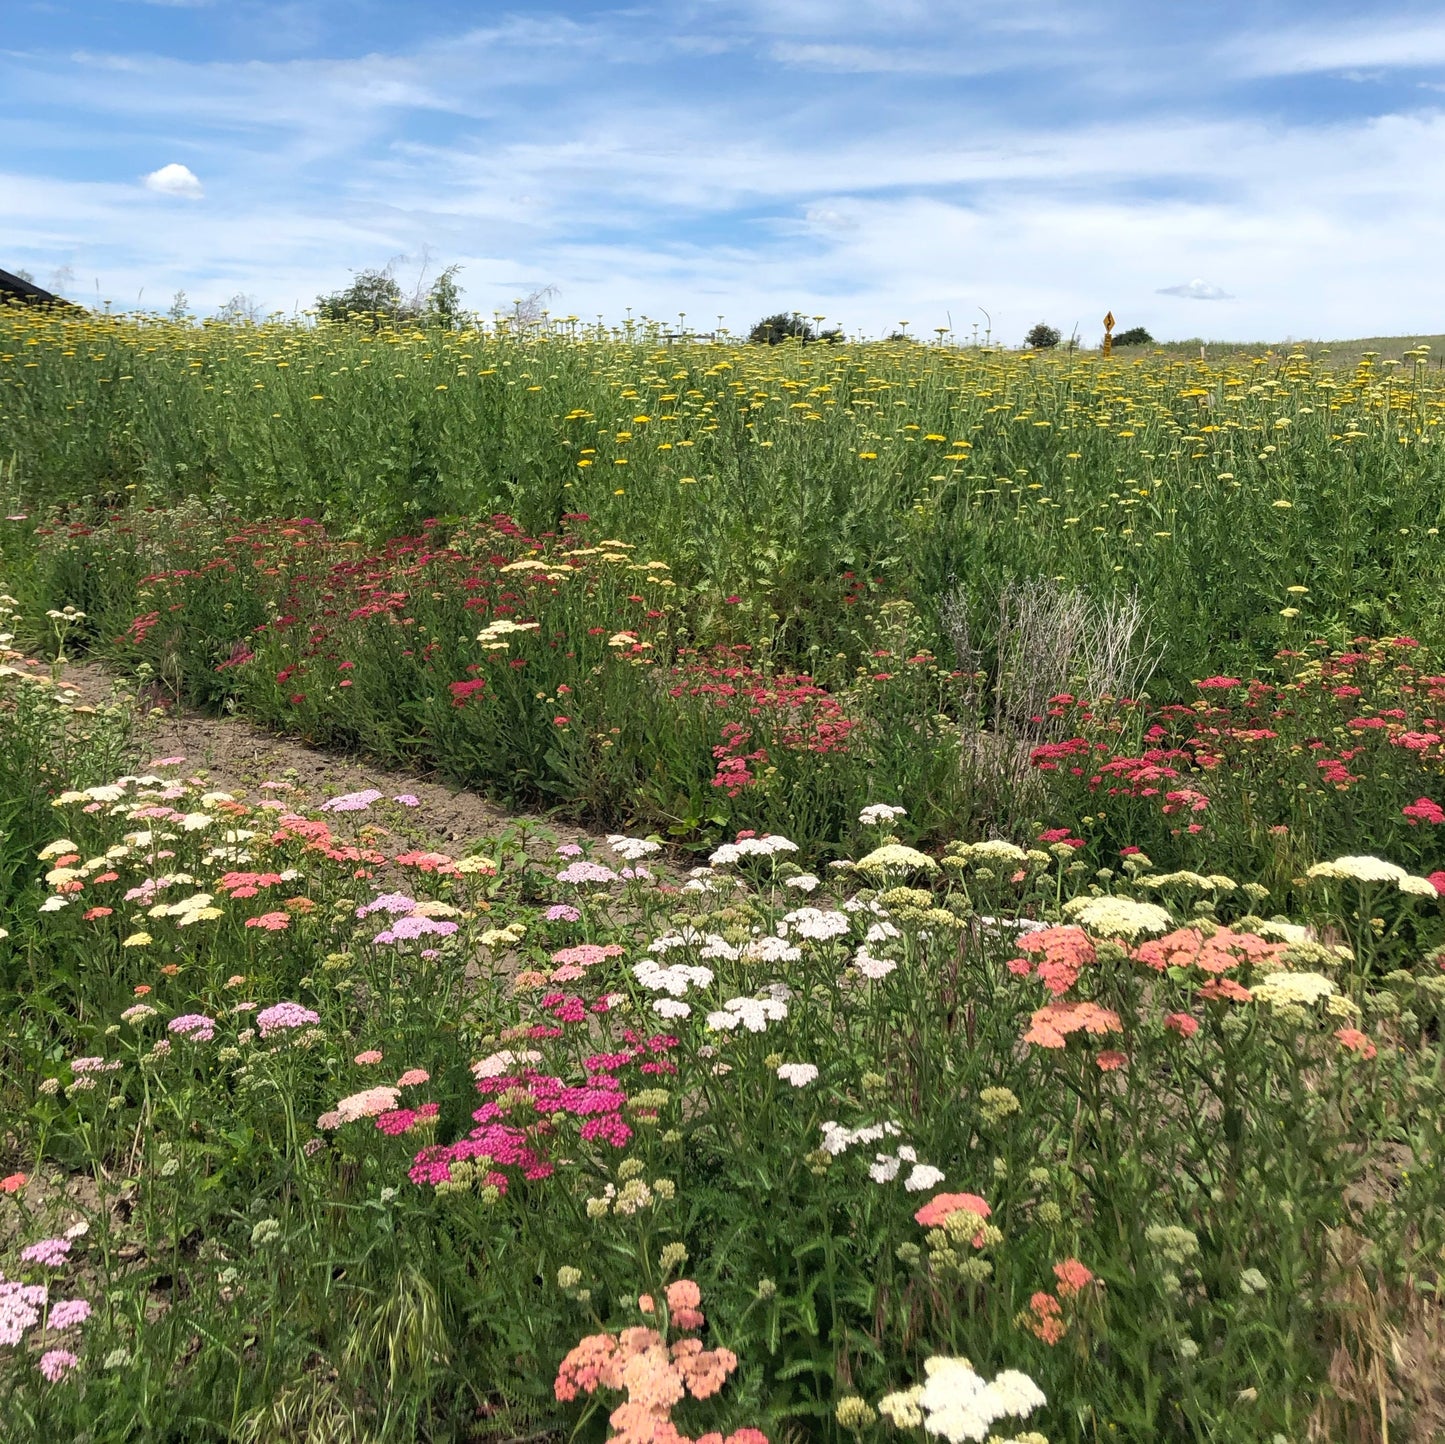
37 1348 79 1382
1095 1049 1128 1072
167 1013 216 1044
257 1002 320 1037
1164 1012 1200 1038
396 1068 430 1087
354 1050 384 1066
1335 1027 1378 1061
20 1238 71 1267
1053 1258 1095 1298
1403 797 1445 826
47 1298 91 1330
244 911 290 932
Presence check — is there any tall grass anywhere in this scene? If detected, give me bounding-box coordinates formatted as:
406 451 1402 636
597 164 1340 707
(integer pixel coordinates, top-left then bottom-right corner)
4 308 1445 689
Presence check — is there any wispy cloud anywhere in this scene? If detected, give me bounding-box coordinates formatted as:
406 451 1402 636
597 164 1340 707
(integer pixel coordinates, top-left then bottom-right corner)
1228 16 1445 77
1157 280 1233 301
5 2 1445 338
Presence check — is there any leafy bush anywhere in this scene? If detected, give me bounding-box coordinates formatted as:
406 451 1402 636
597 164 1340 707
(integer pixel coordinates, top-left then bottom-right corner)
1113 326 1153 347
1024 323 1061 349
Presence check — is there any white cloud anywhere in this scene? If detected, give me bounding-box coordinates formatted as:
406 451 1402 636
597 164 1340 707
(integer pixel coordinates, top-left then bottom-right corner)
1230 17 1445 76
1157 279 1234 301
142 162 203 198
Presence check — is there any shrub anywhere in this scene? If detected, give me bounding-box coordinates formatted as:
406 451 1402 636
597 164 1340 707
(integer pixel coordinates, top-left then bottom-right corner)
1025 322 1061 349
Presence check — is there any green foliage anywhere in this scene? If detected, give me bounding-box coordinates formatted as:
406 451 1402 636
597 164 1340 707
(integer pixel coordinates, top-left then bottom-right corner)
315 267 411 329
1113 326 1153 347
1024 323 1061 349
748 313 839 345
1 676 1442 1440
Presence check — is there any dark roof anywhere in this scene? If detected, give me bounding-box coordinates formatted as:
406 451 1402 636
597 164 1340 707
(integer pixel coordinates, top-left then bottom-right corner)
0 268 67 306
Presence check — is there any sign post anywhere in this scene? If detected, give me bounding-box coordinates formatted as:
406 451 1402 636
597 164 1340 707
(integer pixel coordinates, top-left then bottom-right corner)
1102 311 1115 359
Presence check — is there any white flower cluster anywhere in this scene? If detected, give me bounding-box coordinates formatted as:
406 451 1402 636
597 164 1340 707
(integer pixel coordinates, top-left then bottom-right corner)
706 996 788 1033
472 1048 543 1078
783 873 820 892
820 1119 902 1156
868 1144 946 1192
1308 855 1440 895
853 946 897 980
783 907 852 941
855 844 938 875
859 803 908 825
632 959 714 997
1251 971 1336 1006
475 618 540 650
879 1357 1046 1443
647 929 742 961
709 835 799 865
608 834 662 861
743 934 802 964
775 1062 819 1087
1062 894 1174 940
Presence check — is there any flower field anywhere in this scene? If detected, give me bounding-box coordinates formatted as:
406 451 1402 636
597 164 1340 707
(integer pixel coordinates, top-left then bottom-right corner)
3 307 1445 1439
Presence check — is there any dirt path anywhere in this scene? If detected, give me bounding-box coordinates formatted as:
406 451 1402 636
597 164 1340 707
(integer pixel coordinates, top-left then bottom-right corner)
37 656 615 862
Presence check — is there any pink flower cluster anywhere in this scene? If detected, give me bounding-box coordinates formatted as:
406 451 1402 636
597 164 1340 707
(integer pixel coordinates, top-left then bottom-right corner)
554 1282 763 1444
257 1001 321 1037
167 1013 216 1043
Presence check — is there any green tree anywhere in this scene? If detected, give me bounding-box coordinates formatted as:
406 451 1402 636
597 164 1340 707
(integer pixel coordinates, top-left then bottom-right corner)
423 265 466 329
316 267 411 328
1114 326 1154 347
1025 322 1061 349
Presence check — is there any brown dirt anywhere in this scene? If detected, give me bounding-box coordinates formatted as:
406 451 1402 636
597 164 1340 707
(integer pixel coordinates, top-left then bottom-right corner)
42 657 616 864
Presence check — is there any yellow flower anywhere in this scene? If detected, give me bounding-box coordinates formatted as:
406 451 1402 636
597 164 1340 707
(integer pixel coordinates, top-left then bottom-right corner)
122 932 153 947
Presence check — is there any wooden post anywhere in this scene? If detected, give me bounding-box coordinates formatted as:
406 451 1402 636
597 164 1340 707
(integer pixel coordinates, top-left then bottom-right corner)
1102 311 1115 358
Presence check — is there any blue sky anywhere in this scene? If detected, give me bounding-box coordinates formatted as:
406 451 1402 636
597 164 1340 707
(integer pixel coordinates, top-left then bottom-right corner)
5 0 1445 341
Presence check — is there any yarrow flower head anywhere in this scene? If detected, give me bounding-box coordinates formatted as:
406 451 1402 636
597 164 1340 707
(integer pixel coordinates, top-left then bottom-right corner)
859 803 908 826
855 844 937 876
256 1002 321 1037
167 1013 216 1044
1062 895 1173 940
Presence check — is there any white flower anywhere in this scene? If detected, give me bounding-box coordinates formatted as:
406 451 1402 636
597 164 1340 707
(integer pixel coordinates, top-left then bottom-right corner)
1063 895 1174 940
854 946 897 980
914 1356 1046 1443
869 1154 902 1183
963 840 1028 865
607 834 662 861
39 896 70 912
710 834 799 865
776 1062 819 1087
1251 971 1336 1006
1398 874 1439 897
633 960 714 996
865 920 901 943
904 1163 946 1192
706 996 788 1034
652 999 692 1019
699 934 742 961
472 1048 543 1078
1308 855 1407 884
784 873 820 892
742 935 801 963
683 878 717 893
1254 920 1310 944
820 1119 901 1155
784 907 851 941
37 838 80 860
855 843 937 875
859 803 908 825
